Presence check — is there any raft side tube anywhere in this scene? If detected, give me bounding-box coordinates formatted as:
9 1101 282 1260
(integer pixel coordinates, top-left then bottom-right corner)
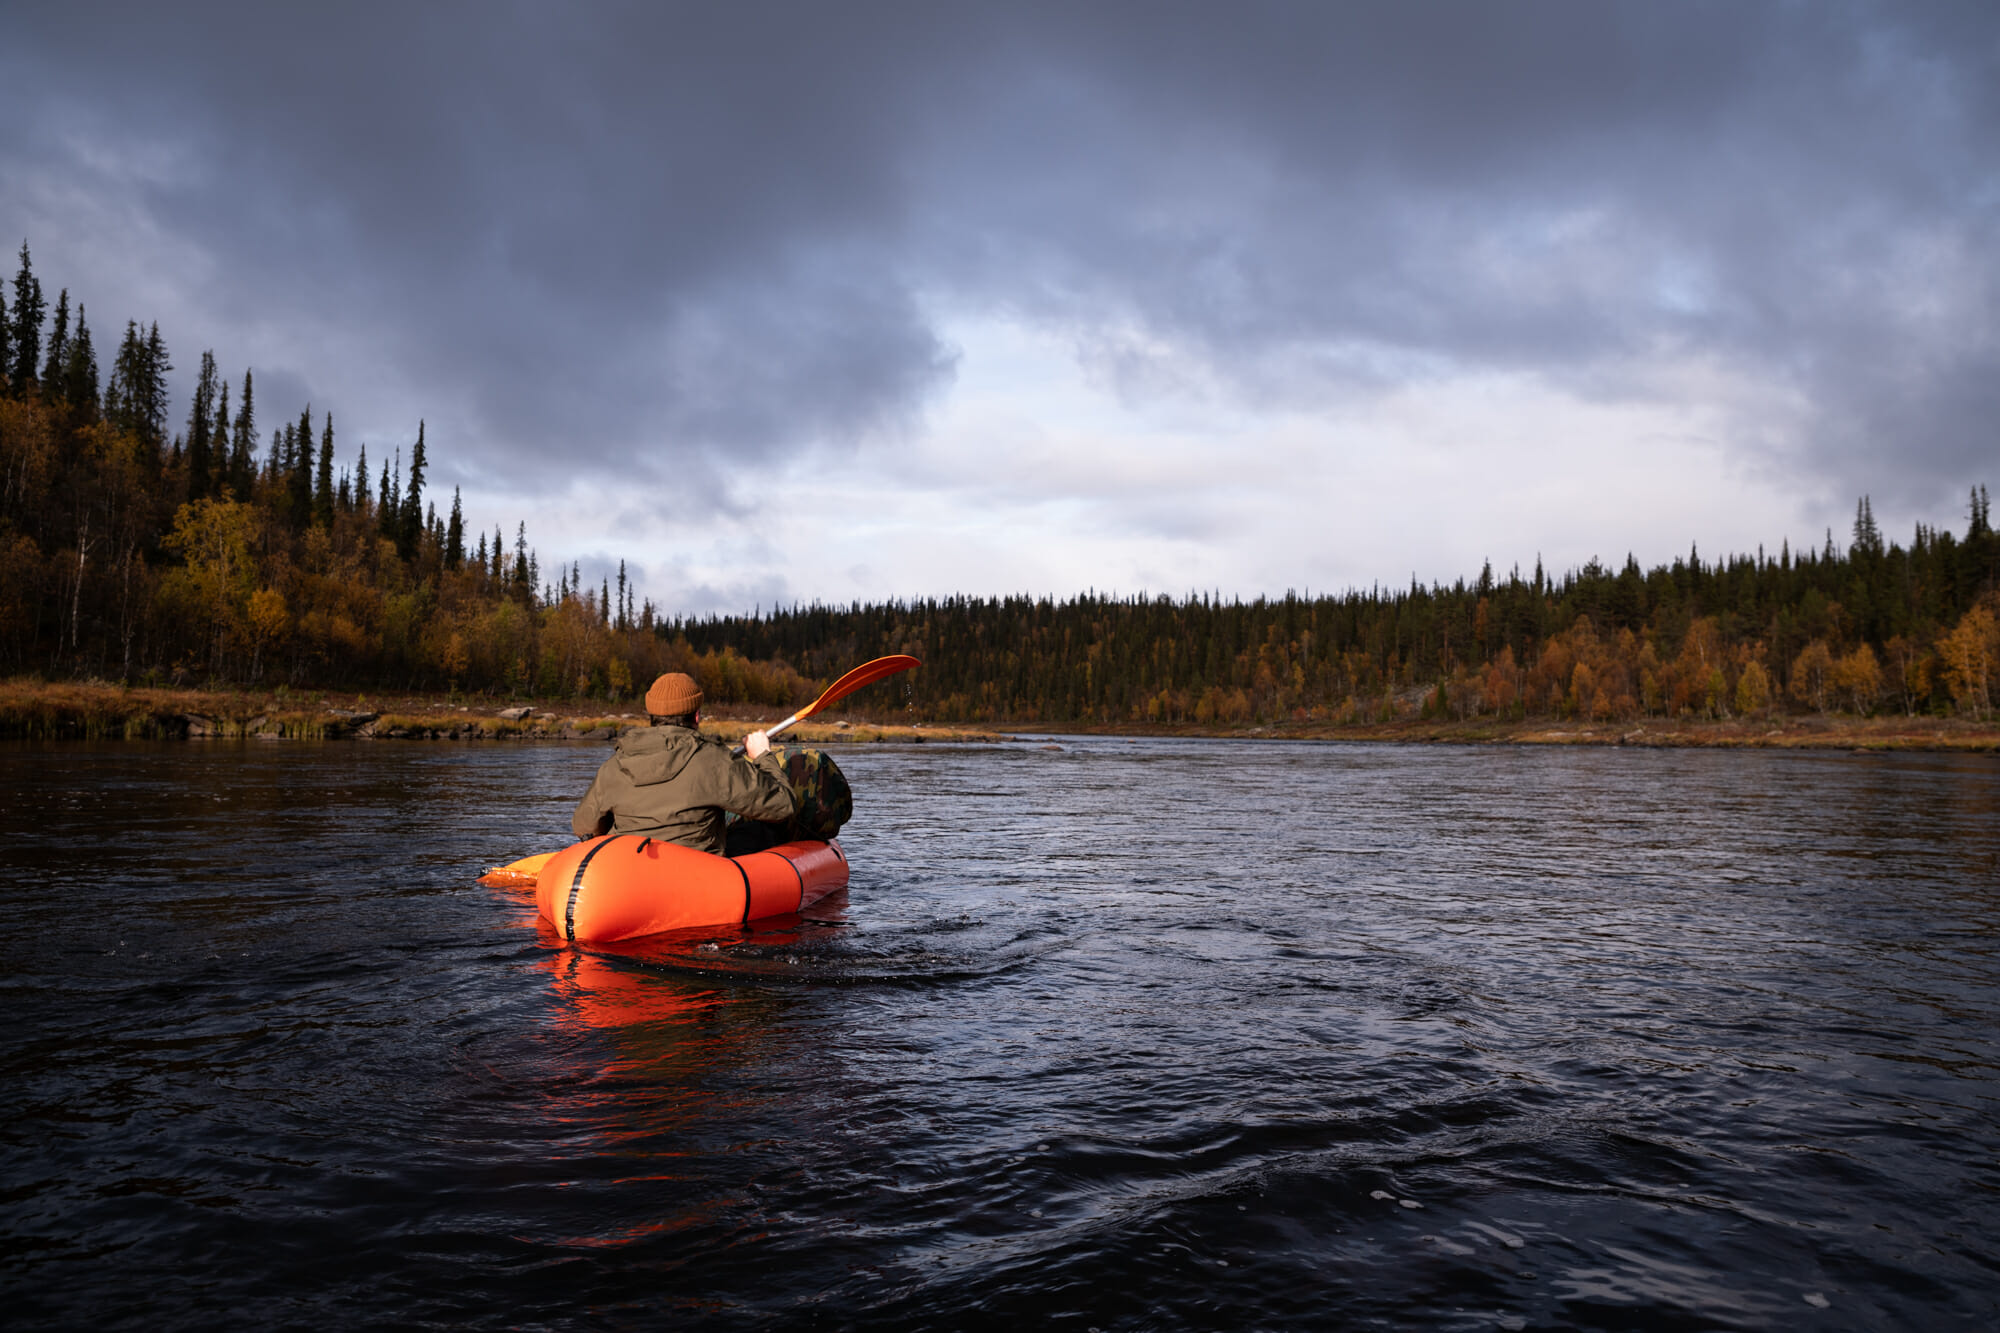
534 835 849 943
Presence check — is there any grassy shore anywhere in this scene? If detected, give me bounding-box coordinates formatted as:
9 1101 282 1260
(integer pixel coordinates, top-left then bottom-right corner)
0 679 1006 743
3 678 1993 751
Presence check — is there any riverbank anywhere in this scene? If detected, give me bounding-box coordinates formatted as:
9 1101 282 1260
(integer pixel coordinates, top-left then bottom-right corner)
1032 713 2000 751
4 679 1993 751
0 680 1006 744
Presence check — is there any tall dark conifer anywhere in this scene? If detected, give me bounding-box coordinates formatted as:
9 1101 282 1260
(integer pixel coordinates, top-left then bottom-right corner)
106 320 170 452
213 380 231 494
379 448 401 540
10 241 45 394
186 350 219 499
400 421 427 557
140 323 171 453
62 305 98 415
315 413 335 526
43 289 68 392
230 370 257 496
288 406 314 525
445 487 464 569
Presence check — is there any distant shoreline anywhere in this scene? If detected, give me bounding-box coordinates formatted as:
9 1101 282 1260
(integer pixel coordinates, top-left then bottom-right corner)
0 680 1004 744
4 679 1994 752
1014 715 2000 753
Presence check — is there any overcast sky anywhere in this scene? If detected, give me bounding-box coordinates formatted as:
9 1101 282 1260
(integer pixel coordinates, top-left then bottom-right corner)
4 1 1994 615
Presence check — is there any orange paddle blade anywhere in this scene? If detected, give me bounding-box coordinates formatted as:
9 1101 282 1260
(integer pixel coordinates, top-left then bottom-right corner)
478 850 558 888
798 654 921 720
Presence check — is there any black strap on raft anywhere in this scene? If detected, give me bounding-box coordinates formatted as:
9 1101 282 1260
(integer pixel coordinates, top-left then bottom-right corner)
778 851 806 911
634 837 652 853
730 855 752 923
564 837 619 942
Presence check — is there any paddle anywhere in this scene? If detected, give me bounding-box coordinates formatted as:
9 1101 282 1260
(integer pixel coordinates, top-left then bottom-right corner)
478 655 921 887
754 653 922 746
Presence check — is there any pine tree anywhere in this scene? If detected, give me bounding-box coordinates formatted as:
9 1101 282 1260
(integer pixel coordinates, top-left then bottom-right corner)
616 560 628 630
10 241 46 394
445 487 464 568
353 443 367 517
601 578 611 627
513 522 529 588
315 413 335 526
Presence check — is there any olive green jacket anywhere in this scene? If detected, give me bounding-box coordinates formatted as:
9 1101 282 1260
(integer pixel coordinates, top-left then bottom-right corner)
570 725 796 854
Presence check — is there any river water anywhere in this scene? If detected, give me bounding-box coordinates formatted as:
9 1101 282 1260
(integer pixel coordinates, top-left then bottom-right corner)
2 737 1996 1330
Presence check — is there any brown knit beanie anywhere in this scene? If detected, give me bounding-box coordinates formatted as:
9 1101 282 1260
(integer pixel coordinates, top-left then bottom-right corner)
644 672 703 716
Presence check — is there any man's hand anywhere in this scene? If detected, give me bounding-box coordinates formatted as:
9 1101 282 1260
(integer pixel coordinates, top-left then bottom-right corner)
745 729 772 759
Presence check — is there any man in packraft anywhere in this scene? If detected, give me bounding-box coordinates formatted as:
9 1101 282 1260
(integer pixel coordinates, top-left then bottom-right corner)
571 672 794 854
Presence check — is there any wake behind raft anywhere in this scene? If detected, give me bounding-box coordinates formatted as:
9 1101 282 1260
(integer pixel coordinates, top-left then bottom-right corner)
479 836 848 943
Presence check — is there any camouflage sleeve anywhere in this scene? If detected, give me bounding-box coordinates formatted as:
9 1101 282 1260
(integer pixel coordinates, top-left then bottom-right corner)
705 746 798 824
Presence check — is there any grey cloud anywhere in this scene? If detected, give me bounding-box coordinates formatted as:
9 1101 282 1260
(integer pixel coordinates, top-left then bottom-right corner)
2 1 1992 515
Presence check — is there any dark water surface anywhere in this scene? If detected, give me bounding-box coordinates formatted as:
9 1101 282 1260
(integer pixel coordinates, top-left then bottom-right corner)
3 738 1997 1330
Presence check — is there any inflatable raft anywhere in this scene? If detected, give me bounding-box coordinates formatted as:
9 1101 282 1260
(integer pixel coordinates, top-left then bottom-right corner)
480 834 849 944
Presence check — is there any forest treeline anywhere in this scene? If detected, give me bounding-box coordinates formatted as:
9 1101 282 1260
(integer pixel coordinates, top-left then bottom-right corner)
672 496 2000 725
3 242 1997 725
0 244 808 706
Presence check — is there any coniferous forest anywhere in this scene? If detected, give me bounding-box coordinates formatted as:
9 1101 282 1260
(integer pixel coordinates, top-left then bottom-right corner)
3 243 1997 726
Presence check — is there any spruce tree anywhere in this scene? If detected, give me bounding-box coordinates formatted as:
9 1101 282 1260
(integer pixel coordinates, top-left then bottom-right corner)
43 288 68 391
62 305 98 415
353 443 368 517
445 487 464 568
379 448 400 540
231 370 257 496
140 323 171 452
106 320 168 448
213 380 231 494
0 266 9 388
10 241 45 394
186 350 218 499
289 405 314 525
400 422 427 557
315 413 335 525
105 321 139 432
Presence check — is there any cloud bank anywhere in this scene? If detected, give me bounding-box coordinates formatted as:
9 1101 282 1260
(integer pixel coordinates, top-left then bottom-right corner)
3 1 1993 610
